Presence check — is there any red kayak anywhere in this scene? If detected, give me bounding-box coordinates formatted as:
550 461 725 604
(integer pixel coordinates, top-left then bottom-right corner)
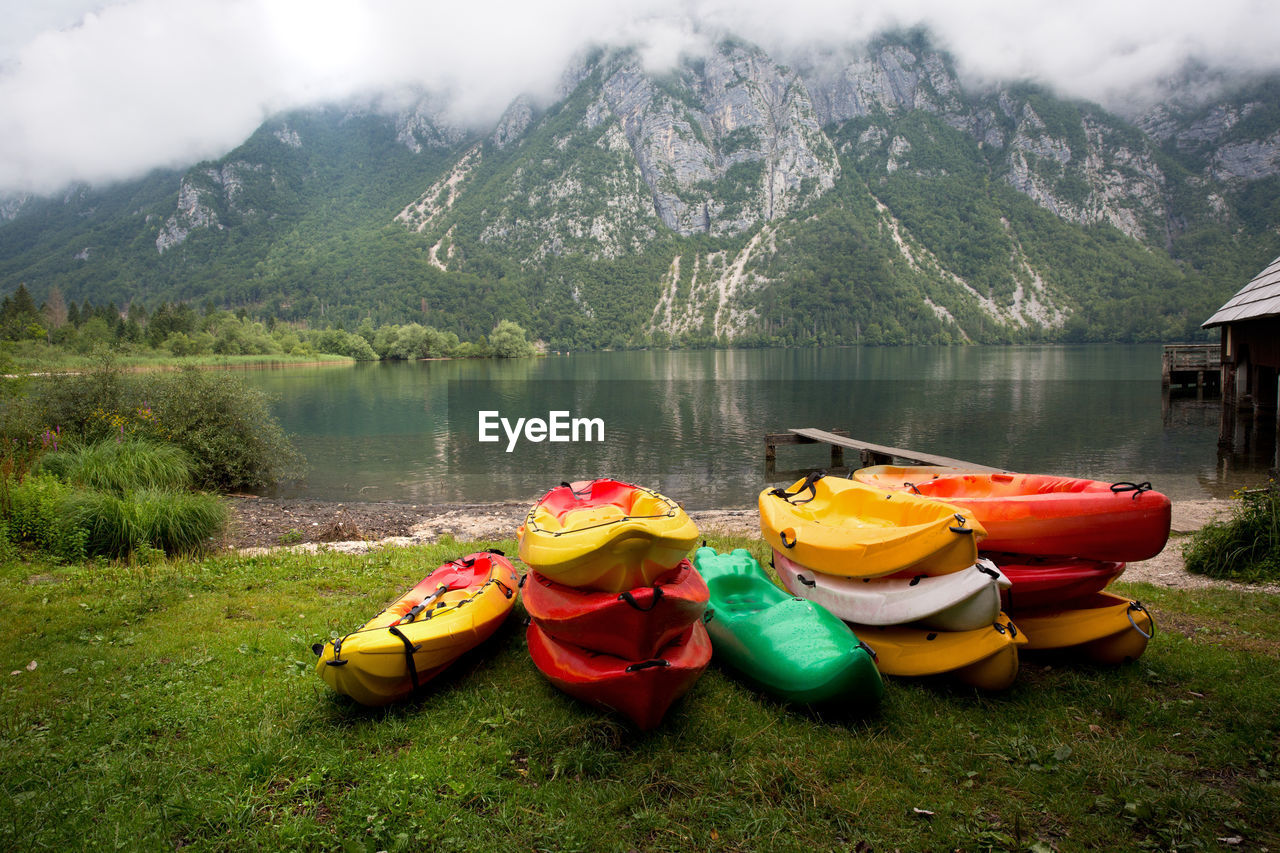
521 560 709 661
984 553 1126 612
901 472 1171 562
526 620 711 730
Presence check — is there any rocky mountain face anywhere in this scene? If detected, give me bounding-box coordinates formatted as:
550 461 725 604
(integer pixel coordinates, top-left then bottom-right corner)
2 34 1278 347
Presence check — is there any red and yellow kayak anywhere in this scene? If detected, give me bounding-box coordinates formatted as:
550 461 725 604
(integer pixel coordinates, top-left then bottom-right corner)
527 620 712 730
518 479 699 592
521 559 709 660
859 468 1171 562
758 472 985 578
314 551 519 706
985 553 1126 612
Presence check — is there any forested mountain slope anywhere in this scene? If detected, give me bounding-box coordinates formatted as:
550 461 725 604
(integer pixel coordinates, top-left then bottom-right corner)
2 34 1277 347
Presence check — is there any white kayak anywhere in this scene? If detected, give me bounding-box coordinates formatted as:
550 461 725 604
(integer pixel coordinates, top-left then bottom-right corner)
774 550 1011 632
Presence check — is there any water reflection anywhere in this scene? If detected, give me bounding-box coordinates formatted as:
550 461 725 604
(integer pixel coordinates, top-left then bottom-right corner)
242 346 1272 506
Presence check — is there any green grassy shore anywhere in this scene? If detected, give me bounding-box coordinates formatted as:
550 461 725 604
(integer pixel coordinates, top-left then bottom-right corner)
7 351 355 373
2 535 1278 852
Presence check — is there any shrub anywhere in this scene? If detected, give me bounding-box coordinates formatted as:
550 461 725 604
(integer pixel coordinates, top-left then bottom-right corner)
139 369 303 491
2 474 88 561
27 364 303 492
38 439 193 494
1184 484 1280 583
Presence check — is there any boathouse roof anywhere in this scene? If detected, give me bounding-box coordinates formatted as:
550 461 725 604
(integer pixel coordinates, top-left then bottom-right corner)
1203 253 1280 327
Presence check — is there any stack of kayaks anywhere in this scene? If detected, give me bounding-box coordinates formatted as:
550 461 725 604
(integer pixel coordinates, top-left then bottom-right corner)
854 467 1165 663
693 547 883 706
519 479 710 729
760 473 1023 689
313 550 520 706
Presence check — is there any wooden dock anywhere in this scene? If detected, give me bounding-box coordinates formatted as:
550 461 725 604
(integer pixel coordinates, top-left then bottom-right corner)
1162 343 1221 391
765 428 1002 475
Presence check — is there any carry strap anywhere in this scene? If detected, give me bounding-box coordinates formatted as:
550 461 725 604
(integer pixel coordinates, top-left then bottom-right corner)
387 625 421 693
768 470 825 505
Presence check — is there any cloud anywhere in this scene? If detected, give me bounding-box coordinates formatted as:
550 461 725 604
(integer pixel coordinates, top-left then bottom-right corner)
2 0 1279 195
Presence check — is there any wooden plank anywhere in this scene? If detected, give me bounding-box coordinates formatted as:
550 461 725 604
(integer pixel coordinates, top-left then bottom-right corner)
787 428 1004 472
764 429 850 447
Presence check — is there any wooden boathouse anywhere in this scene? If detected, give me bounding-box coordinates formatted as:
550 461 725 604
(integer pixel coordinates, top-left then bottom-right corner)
1203 253 1280 446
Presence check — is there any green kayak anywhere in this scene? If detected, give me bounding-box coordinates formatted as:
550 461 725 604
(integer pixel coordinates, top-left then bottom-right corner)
694 547 884 707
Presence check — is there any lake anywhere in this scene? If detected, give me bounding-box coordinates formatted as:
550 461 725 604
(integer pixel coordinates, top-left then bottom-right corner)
241 345 1274 508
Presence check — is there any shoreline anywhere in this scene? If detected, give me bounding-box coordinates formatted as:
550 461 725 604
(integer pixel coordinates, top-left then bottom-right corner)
224 495 1280 594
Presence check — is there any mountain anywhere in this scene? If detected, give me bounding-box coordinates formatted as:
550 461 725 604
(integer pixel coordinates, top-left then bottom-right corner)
2 33 1278 347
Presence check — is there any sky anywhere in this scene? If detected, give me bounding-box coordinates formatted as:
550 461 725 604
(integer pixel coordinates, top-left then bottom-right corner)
1 0 1279 196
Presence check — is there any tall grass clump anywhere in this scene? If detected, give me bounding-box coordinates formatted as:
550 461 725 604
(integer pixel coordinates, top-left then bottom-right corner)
1184 483 1280 582
37 438 193 493
132 488 227 555
3 438 228 561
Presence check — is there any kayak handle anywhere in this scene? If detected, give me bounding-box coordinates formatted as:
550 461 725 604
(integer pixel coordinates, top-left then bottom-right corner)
1127 601 1155 639
1111 481 1153 500
856 640 878 661
949 513 974 535
619 586 665 611
795 574 816 588
779 528 798 549
625 659 671 673
769 470 824 505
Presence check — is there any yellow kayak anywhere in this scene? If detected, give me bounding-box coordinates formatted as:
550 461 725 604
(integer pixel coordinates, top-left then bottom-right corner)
1013 592 1154 664
758 472 985 578
313 551 519 706
518 479 699 592
854 613 1027 690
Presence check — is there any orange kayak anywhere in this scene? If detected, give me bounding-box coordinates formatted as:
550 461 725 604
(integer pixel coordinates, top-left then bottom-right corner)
863 469 1171 562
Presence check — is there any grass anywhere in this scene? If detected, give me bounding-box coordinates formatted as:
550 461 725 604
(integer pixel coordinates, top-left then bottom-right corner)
1 535 1278 851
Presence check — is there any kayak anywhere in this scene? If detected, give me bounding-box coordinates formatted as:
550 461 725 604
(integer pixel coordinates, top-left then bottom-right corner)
694 547 884 706
526 620 711 730
852 614 1028 690
758 472 985 578
984 553 1126 612
774 549 1010 632
313 551 520 706
520 559 709 660
518 478 700 592
865 468 1171 562
1013 592 1154 664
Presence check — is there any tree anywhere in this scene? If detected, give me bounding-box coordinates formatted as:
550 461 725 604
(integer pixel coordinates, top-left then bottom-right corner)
43 286 68 330
488 320 536 358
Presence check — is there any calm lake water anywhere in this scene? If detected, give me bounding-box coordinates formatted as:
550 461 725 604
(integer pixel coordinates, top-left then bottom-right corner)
242 345 1274 508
